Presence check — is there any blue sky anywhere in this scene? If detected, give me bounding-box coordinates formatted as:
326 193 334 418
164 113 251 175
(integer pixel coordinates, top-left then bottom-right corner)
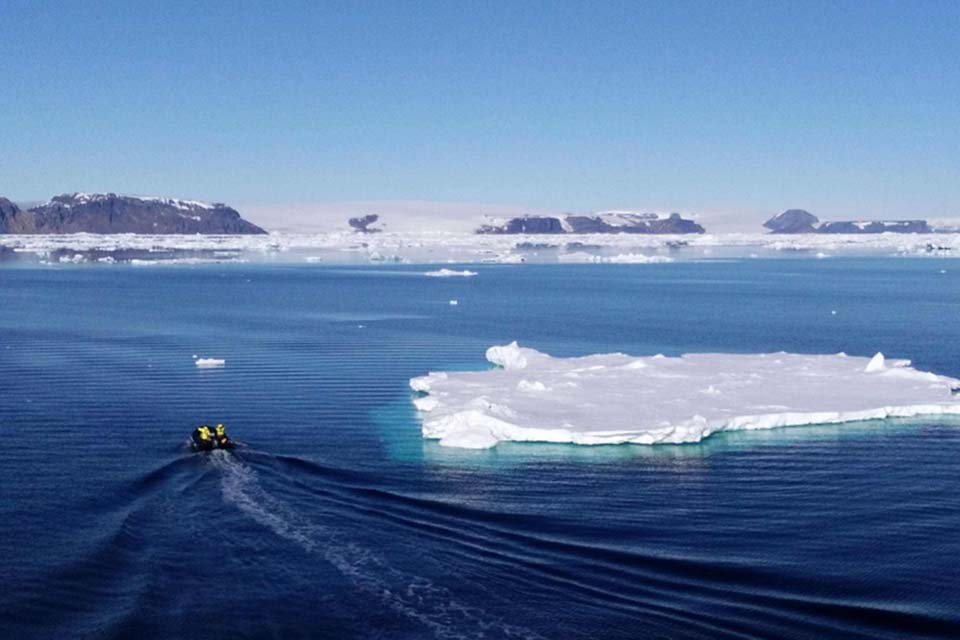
2 0 958 222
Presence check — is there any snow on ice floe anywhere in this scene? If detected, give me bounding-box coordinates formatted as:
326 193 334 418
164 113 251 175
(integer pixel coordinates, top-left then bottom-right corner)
409 342 960 449
424 268 478 277
195 357 226 368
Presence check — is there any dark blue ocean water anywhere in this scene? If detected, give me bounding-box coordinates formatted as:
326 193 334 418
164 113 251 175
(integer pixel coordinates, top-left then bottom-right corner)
1 259 959 639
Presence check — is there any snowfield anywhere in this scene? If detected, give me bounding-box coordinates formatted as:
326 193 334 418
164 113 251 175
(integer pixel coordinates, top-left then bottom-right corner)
409 343 960 449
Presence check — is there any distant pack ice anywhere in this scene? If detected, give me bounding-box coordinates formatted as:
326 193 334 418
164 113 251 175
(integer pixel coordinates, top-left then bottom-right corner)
409 343 960 449
424 268 478 277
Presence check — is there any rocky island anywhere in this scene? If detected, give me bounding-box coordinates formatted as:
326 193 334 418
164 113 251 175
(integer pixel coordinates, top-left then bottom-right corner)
477 212 704 234
764 209 933 234
0 193 266 234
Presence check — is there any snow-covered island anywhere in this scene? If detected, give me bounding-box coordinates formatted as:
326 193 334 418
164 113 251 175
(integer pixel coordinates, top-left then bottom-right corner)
409 342 960 449
0 193 265 235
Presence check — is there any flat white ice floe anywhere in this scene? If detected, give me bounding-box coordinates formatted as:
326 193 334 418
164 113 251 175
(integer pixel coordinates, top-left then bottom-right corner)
195 357 226 368
424 268 478 277
409 342 960 449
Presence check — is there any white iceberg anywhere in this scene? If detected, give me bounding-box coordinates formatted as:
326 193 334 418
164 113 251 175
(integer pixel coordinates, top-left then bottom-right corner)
557 252 673 264
424 268 478 277
195 357 226 368
409 342 960 449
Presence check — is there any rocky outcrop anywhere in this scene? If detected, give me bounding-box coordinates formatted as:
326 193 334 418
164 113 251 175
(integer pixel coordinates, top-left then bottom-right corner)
478 216 567 234
348 214 382 233
477 212 704 234
764 209 819 234
0 193 266 234
0 198 36 233
817 220 932 234
0 197 18 219
765 209 933 234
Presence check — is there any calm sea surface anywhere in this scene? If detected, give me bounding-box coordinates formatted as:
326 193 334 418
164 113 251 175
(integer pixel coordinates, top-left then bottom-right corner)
2 259 959 639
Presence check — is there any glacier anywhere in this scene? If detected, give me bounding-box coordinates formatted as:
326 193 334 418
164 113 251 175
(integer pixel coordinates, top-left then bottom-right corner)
409 343 960 449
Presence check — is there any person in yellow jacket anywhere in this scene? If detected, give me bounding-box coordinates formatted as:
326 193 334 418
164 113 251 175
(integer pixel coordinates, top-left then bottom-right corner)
214 423 232 448
192 425 215 451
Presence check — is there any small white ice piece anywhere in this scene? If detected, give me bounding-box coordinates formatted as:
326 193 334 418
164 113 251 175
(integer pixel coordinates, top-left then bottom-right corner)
425 269 477 277
195 357 226 368
864 352 885 372
410 343 960 449
449 299 459 306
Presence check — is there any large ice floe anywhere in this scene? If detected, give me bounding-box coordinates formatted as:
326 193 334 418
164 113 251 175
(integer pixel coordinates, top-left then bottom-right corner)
409 343 960 449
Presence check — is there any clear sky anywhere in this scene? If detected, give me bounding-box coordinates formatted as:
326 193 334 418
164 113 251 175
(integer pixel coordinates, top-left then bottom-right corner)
2 0 958 223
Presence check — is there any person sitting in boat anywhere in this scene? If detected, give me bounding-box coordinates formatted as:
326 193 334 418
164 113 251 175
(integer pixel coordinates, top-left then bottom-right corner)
192 425 215 451
214 423 232 449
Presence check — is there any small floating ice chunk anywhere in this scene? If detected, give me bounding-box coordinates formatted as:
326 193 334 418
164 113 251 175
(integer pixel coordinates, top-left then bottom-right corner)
517 380 548 392
413 395 439 411
409 344 960 449
864 352 885 373
425 269 477 277
449 299 459 306
195 357 226 368
606 253 674 264
558 252 673 264
485 341 529 370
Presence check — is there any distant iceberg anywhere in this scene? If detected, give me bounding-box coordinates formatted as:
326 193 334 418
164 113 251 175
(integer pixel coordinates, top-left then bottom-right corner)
409 343 960 449
558 252 674 264
424 268 478 277
195 357 226 368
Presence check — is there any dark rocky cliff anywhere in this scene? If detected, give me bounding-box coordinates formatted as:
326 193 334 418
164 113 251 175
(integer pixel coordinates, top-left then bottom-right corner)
0 197 36 233
765 209 933 234
0 193 266 234
477 212 704 234
763 209 819 234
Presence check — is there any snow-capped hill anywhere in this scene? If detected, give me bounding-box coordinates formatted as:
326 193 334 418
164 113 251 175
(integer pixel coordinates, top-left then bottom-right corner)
0 193 266 234
764 209 933 234
477 211 704 234
57 193 221 212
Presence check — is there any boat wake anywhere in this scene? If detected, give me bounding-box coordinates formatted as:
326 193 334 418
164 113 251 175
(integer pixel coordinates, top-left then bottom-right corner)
208 450 542 640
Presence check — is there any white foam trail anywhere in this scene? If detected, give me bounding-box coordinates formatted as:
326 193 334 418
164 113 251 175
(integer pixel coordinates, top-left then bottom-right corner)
210 451 542 639
211 451 317 551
